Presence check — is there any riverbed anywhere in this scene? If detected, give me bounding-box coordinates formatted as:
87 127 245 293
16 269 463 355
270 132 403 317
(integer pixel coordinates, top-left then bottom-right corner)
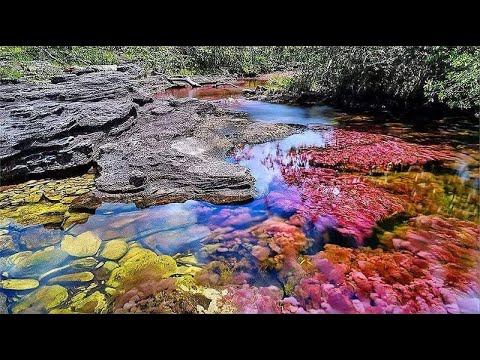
1 82 478 314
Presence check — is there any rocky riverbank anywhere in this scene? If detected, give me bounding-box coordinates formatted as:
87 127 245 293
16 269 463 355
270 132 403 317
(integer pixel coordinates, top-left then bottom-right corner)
1 67 299 208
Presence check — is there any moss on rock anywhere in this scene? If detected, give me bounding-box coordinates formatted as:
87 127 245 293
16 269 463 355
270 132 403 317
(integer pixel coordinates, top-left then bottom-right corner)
61 231 102 257
12 285 68 313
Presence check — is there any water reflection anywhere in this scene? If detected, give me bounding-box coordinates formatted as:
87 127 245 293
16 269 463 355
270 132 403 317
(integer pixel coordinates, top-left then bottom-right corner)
229 130 330 196
1 95 479 314
235 100 336 125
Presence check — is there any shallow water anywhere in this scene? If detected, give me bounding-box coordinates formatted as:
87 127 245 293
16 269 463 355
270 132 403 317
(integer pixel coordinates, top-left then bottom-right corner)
235 100 336 125
1 85 479 314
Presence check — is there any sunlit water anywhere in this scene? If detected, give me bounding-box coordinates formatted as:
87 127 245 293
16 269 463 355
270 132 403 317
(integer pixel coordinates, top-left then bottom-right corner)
1 85 478 314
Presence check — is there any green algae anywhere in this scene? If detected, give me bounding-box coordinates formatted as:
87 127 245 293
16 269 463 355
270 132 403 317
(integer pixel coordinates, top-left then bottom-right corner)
12 285 68 313
61 231 102 257
48 271 95 285
100 239 128 260
107 247 177 288
0 278 39 290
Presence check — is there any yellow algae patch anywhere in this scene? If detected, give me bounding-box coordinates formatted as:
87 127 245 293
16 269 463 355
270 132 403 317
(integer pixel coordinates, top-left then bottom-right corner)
107 247 176 288
0 278 39 290
12 285 68 313
61 231 102 257
100 239 128 260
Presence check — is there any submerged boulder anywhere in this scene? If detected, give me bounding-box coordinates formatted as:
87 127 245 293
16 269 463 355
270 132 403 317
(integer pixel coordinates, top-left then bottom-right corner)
48 271 95 285
38 257 98 281
0 234 17 254
12 285 68 313
107 247 176 288
0 278 39 290
61 231 102 257
99 239 128 260
6 248 69 278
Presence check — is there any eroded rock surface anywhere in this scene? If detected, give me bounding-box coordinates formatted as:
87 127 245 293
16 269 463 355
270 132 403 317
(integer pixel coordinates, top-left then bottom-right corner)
1 71 298 206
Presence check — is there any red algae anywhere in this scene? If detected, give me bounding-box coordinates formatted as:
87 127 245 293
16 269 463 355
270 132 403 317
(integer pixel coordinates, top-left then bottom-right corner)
282 167 405 245
300 129 457 173
219 285 283 314
277 215 480 314
380 215 480 291
201 216 310 272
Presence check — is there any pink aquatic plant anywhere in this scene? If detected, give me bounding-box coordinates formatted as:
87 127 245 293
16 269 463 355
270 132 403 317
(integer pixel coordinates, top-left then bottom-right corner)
208 207 267 229
283 215 480 314
202 217 310 273
282 167 405 245
299 129 457 173
219 285 283 314
380 215 480 293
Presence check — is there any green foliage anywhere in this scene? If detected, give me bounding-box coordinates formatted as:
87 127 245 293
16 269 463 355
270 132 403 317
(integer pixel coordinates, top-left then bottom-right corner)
290 46 480 113
174 46 296 76
424 47 480 111
0 46 34 61
1 46 478 114
266 73 294 90
0 65 23 79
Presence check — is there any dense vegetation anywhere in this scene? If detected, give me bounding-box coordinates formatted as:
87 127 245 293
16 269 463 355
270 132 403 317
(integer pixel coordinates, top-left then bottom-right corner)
0 46 298 79
291 46 480 115
1 46 478 115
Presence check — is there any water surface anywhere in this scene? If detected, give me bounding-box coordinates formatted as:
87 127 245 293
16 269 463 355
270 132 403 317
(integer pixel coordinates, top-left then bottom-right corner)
1 84 478 314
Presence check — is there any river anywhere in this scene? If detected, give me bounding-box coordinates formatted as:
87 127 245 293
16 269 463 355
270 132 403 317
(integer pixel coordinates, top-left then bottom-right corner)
0 83 478 314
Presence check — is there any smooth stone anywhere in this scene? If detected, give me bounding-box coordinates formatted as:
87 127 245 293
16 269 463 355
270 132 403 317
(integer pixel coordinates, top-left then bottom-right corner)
61 231 101 257
44 193 62 201
18 225 64 250
68 290 107 313
7 248 69 278
0 278 39 290
176 265 203 276
142 225 211 254
201 243 222 255
75 189 90 195
65 189 76 195
105 287 116 296
102 261 119 272
107 247 176 288
60 196 75 204
0 293 7 314
0 256 8 272
0 219 12 228
62 212 91 229
12 285 68 313
176 255 199 266
39 257 98 281
0 229 9 235
48 271 94 285
0 235 17 254
100 239 128 260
